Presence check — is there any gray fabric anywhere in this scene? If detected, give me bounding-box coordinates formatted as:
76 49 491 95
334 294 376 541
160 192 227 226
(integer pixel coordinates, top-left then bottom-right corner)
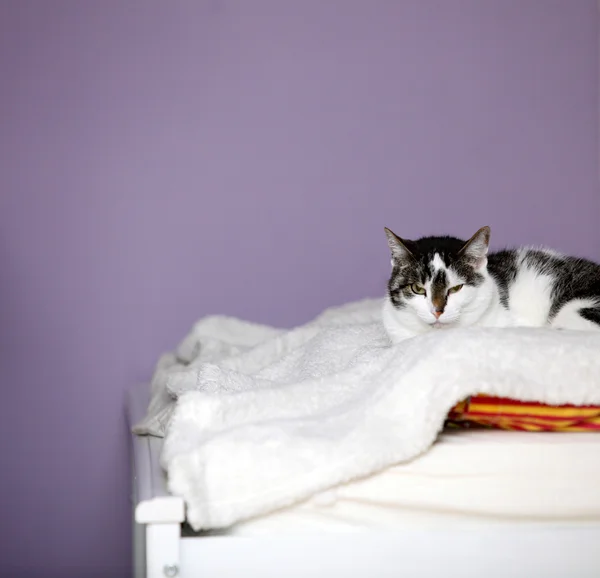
132 316 283 437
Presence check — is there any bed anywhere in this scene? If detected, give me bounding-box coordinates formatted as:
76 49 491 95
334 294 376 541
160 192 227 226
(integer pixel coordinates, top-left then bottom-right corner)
128 382 600 578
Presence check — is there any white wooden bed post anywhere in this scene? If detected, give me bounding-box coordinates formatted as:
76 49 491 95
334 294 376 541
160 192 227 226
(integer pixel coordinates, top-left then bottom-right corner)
135 496 185 578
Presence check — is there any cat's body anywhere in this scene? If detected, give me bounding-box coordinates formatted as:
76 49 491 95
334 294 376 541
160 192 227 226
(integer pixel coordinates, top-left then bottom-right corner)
383 226 600 343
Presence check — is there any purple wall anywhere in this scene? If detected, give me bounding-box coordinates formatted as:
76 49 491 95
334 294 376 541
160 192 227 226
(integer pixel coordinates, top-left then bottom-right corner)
1 1 598 575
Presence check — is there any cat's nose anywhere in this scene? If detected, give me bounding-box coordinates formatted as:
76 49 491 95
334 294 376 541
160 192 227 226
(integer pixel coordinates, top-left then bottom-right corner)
433 310 443 319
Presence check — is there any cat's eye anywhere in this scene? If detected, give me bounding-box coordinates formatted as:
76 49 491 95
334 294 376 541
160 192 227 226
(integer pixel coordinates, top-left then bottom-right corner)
448 284 464 294
411 284 426 295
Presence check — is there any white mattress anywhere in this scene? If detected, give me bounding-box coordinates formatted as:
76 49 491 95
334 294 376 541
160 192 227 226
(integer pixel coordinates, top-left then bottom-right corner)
128 384 600 535
225 428 600 535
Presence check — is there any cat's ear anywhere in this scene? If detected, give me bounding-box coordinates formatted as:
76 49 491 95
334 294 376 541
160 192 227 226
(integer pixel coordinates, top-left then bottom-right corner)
384 227 414 264
459 226 490 269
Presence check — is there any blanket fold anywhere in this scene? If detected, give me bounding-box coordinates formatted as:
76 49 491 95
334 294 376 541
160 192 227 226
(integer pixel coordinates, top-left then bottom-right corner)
134 298 600 531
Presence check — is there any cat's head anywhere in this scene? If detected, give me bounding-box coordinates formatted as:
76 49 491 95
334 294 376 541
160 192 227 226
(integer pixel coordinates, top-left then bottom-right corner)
384 226 491 329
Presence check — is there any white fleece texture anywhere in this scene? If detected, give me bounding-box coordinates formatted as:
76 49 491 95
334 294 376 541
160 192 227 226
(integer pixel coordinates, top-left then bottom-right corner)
134 298 600 531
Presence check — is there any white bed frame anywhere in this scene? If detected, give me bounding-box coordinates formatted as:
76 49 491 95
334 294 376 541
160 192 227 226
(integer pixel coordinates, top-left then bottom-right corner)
128 384 600 578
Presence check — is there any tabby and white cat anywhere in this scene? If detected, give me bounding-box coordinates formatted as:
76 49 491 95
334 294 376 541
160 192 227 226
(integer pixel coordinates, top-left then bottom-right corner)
383 226 600 343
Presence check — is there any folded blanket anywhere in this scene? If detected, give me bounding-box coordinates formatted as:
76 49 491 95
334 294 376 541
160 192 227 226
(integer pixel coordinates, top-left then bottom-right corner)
447 395 600 431
134 298 600 531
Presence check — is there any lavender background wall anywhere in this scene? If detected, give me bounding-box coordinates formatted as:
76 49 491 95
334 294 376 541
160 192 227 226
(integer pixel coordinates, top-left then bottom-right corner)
1 1 598 575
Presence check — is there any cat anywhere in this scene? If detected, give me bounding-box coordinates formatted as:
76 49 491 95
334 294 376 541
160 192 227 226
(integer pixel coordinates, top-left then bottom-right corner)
383 225 600 343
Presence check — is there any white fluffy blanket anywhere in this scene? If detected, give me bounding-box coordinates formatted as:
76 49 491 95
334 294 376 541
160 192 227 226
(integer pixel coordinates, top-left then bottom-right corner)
133 298 600 531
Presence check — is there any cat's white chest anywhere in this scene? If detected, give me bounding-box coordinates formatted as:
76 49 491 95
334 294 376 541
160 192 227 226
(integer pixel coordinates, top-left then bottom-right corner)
474 300 516 328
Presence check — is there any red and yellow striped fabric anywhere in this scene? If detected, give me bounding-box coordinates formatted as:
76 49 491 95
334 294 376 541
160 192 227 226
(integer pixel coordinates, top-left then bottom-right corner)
446 395 600 432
